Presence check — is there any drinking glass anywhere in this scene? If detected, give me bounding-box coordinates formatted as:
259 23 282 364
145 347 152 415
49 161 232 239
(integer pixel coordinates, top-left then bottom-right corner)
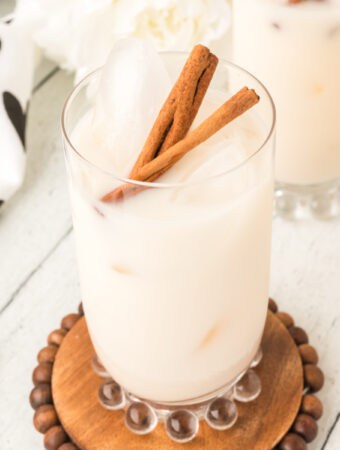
233 0 340 219
62 54 275 442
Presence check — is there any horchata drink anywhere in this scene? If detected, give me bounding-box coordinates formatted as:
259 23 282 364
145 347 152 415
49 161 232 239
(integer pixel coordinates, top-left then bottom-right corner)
233 0 340 216
62 39 275 440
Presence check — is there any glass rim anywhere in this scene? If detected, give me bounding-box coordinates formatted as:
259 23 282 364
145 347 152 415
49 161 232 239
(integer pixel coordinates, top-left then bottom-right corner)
61 51 276 190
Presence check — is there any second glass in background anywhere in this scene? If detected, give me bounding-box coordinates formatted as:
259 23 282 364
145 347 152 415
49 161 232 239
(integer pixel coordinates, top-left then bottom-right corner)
233 0 340 219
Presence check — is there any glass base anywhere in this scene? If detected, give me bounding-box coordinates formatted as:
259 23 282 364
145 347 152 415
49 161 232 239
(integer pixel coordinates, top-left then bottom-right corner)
93 348 263 443
275 178 340 220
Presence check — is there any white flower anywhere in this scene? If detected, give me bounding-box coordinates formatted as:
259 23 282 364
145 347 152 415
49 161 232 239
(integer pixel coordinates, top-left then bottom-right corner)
15 0 231 80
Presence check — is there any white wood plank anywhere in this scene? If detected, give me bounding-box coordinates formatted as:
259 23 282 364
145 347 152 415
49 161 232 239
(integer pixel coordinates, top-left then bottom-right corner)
270 217 340 450
0 0 14 18
0 69 74 313
0 232 79 450
324 416 340 450
33 59 59 90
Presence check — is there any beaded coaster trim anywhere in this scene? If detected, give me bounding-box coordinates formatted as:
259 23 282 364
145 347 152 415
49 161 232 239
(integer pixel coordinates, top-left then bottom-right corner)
29 299 324 450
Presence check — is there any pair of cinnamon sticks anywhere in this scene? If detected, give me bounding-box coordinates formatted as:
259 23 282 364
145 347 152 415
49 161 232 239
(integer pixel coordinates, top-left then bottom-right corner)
102 45 259 203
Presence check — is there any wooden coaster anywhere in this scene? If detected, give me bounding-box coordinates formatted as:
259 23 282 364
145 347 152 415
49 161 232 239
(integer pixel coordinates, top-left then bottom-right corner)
30 300 325 450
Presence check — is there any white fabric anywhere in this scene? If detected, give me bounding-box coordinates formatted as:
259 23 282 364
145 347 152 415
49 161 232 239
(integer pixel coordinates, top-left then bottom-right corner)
0 16 34 203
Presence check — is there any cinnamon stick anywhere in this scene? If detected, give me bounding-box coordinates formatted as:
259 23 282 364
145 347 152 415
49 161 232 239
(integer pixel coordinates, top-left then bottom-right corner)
157 51 218 156
102 87 259 201
129 45 217 178
102 46 218 202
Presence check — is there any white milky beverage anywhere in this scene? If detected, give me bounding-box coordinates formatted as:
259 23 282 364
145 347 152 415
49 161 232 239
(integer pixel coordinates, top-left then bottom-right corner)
233 0 340 185
63 43 275 403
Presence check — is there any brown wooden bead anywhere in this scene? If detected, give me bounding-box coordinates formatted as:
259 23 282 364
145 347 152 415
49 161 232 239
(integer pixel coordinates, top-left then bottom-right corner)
38 346 58 364
61 314 81 331
268 298 278 313
301 394 323 420
32 363 53 386
58 444 78 450
289 326 309 345
276 312 294 328
78 302 84 315
29 384 52 409
33 404 59 434
299 344 319 365
293 413 318 442
279 433 307 450
48 329 67 347
304 364 324 392
44 426 68 450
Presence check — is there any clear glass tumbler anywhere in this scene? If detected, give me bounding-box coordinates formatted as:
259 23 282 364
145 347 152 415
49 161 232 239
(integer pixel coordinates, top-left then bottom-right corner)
233 0 340 219
62 54 275 442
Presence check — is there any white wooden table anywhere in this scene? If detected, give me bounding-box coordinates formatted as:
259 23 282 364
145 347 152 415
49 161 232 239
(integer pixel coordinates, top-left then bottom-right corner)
0 2 339 449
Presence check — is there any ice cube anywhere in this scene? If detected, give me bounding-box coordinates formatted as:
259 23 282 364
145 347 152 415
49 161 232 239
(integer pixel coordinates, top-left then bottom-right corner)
157 137 248 208
93 38 171 176
160 137 246 184
184 139 246 182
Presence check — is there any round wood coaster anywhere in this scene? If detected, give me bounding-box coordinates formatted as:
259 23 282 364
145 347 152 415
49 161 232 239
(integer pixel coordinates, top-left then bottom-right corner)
54 311 300 450
30 300 325 450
